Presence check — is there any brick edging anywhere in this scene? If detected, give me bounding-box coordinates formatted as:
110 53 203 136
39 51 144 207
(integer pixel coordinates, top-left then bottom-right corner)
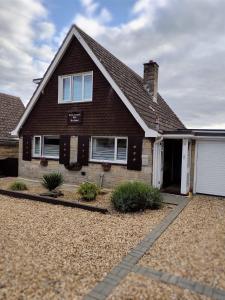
84 198 190 299
0 189 108 214
133 265 225 300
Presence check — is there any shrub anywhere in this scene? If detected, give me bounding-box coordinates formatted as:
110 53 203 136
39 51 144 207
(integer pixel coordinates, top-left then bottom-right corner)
78 182 99 201
42 172 64 191
147 187 163 209
111 181 162 213
9 181 28 191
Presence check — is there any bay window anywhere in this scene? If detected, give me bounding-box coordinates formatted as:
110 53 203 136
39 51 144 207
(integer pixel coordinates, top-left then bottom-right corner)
91 137 127 163
59 71 93 103
32 136 60 159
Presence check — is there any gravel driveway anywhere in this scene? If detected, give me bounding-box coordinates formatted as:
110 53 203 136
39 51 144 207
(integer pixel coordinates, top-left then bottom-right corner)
0 195 170 299
139 196 225 291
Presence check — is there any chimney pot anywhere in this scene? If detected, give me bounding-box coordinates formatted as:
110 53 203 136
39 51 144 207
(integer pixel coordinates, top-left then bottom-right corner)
143 60 158 103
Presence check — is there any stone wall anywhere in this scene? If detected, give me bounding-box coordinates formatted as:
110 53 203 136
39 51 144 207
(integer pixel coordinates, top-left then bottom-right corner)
18 137 153 188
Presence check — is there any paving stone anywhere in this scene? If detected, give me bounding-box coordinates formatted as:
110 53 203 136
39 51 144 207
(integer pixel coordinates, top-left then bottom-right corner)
117 268 129 278
98 283 115 296
167 275 178 285
203 286 213 297
147 268 162 278
213 294 225 300
175 277 194 290
94 282 109 293
110 266 122 276
107 274 121 282
160 273 171 282
84 291 106 300
194 282 204 294
132 265 142 273
104 277 119 286
213 288 225 296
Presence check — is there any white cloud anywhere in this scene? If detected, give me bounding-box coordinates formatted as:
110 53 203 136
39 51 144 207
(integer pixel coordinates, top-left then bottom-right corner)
73 0 112 37
0 0 55 104
37 22 56 40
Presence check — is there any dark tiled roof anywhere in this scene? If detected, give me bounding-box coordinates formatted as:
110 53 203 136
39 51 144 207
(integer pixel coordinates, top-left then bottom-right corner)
0 93 25 138
75 25 185 132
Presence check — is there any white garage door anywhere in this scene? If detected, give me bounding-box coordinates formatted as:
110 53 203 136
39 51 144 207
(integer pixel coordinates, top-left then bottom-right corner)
195 140 225 196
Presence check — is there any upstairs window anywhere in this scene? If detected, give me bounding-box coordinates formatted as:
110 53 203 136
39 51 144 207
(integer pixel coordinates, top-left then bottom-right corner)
90 137 127 164
59 72 93 103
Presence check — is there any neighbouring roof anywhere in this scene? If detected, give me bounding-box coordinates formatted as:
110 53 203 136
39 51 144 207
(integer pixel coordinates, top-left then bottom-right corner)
13 25 185 137
75 26 185 132
0 93 25 139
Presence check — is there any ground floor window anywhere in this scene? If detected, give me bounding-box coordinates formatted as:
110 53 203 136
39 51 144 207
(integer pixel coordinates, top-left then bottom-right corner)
32 136 60 159
90 137 127 163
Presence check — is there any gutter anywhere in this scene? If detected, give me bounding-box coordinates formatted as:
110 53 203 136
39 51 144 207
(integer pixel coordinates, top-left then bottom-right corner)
162 134 225 140
162 134 194 139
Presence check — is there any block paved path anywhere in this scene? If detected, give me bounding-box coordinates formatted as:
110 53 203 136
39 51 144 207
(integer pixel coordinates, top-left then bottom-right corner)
84 196 225 300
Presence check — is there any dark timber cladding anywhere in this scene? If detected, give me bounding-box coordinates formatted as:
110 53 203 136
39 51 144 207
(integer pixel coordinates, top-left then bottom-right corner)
20 37 144 137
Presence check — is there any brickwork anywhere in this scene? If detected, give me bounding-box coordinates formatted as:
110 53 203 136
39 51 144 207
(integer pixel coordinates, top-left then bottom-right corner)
18 137 153 188
0 144 18 159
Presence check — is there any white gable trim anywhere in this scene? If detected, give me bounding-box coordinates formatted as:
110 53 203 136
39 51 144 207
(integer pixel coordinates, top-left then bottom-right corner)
12 26 158 137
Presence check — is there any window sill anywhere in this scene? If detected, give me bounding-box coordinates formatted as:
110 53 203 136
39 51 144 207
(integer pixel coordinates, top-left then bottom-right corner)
32 157 59 161
89 160 127 166
58 100 93 104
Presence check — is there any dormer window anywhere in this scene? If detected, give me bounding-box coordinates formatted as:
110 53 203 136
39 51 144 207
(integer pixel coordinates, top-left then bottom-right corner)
58 71 93 103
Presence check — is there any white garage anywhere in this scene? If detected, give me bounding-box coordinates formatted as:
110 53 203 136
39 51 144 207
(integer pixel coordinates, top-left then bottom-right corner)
195 140 225 196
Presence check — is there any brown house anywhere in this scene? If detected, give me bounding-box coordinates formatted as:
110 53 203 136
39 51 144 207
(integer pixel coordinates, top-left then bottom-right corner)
12 25 185 188
0 92 24 176
12 25 190 190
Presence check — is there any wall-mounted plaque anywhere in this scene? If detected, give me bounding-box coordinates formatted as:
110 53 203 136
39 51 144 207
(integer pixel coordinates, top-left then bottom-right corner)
67 111 83 124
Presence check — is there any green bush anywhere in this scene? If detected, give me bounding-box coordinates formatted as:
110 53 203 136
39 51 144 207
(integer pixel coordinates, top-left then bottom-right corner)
148 187 163 209
9 181 28 191
111 181 162 213
42 172 64 191
78 182 99 201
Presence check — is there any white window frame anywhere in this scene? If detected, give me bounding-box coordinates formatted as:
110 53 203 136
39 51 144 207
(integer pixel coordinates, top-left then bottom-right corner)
58 71 93 103
90 136 128 164
62 75 72 102
32 135 60 159
32 136 42 157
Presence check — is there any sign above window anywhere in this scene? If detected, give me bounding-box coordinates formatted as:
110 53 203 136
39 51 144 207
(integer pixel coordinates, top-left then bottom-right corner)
67 111 83 124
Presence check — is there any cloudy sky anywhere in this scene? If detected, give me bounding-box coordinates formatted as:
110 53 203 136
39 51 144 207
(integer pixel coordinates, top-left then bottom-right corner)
1 0 225 128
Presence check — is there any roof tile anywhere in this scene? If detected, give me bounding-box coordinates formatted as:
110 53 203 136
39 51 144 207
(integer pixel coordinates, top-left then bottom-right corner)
0 93 25 138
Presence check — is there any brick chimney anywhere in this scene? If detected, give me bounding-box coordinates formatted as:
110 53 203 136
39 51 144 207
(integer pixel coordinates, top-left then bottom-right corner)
143 60 158 103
